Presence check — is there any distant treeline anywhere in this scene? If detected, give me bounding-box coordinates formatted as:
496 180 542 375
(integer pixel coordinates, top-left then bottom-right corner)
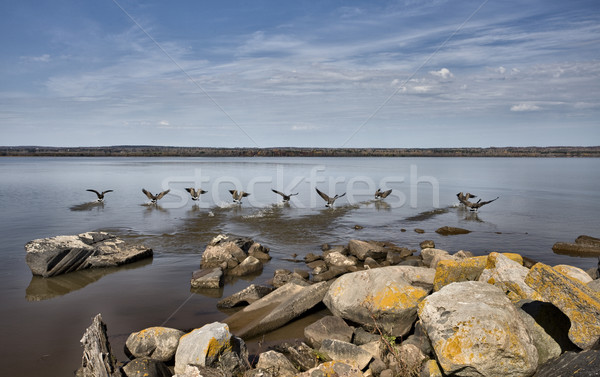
1 146 600 157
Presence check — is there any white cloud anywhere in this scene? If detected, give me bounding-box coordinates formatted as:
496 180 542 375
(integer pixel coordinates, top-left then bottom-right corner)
22 54 51 63
510 103 541 112
159 120 170 126
291 124 317 131
429 68 453 80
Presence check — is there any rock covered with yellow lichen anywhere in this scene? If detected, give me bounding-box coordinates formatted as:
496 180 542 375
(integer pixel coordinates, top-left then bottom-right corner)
174 322 249 375
418 281 538 377
525 263 600 350
125 326 185 362
478 252 541 303
323 266 433 337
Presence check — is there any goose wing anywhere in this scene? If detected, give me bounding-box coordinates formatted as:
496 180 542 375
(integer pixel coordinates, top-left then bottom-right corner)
315 188 331 202
241 192 250 197
101 190 113 195
185 187 195 196
155 189 170 200
272 189 286 197
86 189 101 198
142 189 155 200
335 192 347 199
477 197 499 207
380 189 392 198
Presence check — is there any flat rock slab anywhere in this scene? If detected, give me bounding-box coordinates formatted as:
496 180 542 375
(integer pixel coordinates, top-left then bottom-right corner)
25 232 152 277
224 281 330 339
435 226 471 235
217 284 274 308
534 349 600 377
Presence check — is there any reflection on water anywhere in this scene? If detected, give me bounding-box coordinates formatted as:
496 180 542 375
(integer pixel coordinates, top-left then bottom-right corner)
25 258 152 301
404 207 451 222
69 201 105 211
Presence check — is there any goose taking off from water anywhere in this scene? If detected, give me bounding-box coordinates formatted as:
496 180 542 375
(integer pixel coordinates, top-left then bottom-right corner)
185 187 207 201
316 188 346 208
271 189 298 202
375 188 392 199
142 188 170 204
86 189 113 202
457 192 498 211
229 190 250 204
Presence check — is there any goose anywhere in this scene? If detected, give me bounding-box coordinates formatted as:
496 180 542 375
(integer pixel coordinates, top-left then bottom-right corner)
375 188 392 199
271 189 298 202
185 187 207 201
142 188 170 204
457 192 498 211
86 189 113 202
229 190 250 204
316 188 346 208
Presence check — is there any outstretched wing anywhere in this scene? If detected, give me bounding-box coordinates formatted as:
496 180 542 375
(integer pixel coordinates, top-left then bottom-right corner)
142 189 154 200
380 189 392 198
241 192 250 197
478 197 499 206
185 187 195 196
272 189 285 197
155 189 170 200
86 189 101 198
101 190 113 195
335 192 347 199
229 190 236 196
315 188 331 202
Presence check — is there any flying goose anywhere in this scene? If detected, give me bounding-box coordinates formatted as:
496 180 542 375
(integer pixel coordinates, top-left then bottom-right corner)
229 190 250 204
457 192 498 211
316 188 346 208
142 188 170 204
375 188 392 199
271 189 298 202
86 189 113 202
185 187 207 201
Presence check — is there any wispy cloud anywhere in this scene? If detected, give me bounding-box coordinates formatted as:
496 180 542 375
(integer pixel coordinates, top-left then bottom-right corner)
511 103 541 112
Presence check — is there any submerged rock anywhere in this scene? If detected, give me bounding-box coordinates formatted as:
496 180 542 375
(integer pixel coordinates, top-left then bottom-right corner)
435 226 471 236
25 232 152 277
552 235 600 257
418 281 538 377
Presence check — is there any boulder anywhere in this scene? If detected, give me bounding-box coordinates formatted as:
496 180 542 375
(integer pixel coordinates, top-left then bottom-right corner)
229 256 263 276
588 279 600 293
353 327 381 346
319 339 373 370
418 281 538 377
190 268 223 289
217 284 274 308
364 257 381 269
518 299 579 353
386 344 426 377
525 263 600 350
125 326 185 362
478 252 541 302
534 349 600 377
554 264 593 284
25 232 152 277
516 308 561 365
296 361 364 377
247 243 271 261
433 253 522 291
420 248 450 268
325 251 357 267
224 282 330 339
304 253 321 263
304 316 354 349
421 359 443 377
348 239 387 261
201 241 247 269
255 351 297 377
270 342 318 372
435 226 470 236
76 313 121 377
312 266 349 282
122 357 171 377
323 266 429 337
306 260 327 274
174 322 249 376
552 235 600 257
420 240 435 249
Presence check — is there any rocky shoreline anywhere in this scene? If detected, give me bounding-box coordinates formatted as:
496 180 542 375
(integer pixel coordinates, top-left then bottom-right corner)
68 233 600 377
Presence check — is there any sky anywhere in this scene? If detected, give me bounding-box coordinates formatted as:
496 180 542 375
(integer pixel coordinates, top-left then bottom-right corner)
1 0 599 148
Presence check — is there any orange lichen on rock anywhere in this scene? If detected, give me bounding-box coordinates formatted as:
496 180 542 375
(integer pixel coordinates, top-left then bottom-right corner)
367 283 428 311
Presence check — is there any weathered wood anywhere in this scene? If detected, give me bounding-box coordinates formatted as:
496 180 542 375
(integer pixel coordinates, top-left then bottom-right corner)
77 314 122 377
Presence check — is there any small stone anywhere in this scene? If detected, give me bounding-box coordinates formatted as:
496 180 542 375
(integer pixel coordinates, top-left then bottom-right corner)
190 267 223 289
419 240 435 249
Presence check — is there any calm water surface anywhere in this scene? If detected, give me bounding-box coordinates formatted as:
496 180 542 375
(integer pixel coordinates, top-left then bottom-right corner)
0 157 598 376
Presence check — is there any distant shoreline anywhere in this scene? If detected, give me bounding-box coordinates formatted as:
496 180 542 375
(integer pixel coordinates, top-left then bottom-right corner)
1 146 599 158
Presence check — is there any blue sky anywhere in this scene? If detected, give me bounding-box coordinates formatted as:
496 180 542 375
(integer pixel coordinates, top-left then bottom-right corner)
1 0 599 148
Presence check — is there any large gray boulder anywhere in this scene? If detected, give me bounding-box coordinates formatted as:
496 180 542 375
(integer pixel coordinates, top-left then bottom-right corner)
25 232 152 277
347 239 387 261
217 284 274 308
174 322 249 376
201 241 247 269
418 281 538 377
76 313 122 377
125 326 184 362
534 349 600 377
304 316 353 349
478 252 541 302
255 351 297 377
229 256 263 276
225 281 330 339
323 266 429 337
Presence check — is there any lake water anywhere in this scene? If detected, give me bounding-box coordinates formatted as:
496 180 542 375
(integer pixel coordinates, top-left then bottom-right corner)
0 156 598 376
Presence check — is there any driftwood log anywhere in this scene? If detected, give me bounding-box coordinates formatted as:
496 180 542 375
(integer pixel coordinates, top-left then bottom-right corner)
76 314 122 377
